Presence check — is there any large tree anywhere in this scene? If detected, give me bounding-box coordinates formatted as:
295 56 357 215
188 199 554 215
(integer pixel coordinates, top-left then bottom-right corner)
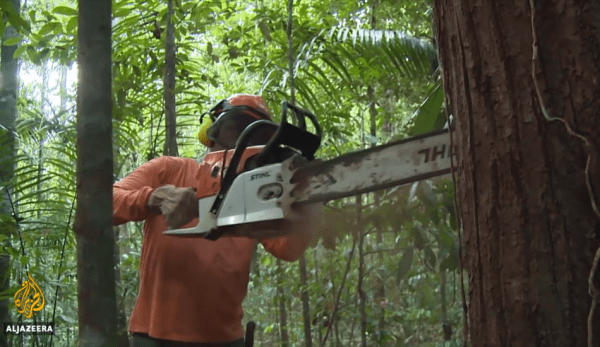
433 0 600 345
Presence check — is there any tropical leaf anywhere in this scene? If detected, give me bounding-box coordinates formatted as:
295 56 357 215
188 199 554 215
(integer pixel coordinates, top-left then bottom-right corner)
411 82 445 135
396 246 414 285
325 26 437 81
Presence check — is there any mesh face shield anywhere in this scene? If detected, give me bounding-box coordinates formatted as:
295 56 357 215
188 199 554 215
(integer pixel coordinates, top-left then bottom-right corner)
205 106 275 149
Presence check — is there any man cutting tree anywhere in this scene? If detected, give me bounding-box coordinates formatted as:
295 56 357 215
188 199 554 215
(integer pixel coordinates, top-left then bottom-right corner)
113 94 323 347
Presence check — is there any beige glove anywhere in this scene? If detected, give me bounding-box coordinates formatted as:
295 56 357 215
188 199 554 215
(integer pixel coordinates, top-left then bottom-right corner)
148 185 199 229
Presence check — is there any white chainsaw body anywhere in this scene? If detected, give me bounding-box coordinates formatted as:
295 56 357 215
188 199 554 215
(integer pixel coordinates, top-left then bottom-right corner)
164 157 300 236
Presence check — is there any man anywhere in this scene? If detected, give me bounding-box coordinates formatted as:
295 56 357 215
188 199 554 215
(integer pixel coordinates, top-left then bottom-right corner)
113 94 322 347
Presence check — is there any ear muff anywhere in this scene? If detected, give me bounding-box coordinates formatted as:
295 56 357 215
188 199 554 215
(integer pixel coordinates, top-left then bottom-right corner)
197 116 214 147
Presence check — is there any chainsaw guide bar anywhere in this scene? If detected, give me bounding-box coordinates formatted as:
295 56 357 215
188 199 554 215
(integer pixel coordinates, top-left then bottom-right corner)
291 129 454 205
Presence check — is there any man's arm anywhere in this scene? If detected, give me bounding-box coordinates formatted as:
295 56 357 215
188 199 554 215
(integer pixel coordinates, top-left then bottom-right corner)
113 157 168 225
260 203 323 262
114 156 199 227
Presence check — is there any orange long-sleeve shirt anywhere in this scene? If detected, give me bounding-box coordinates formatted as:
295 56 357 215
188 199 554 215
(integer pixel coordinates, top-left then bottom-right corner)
113 155 312 343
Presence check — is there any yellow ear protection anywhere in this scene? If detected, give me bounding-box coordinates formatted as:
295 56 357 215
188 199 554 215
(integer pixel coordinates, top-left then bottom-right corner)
198 99 272 148
197 114 214 147
197 100 227 147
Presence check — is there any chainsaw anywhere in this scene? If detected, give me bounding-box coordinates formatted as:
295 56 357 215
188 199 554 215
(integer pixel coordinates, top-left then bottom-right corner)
164 102 454 240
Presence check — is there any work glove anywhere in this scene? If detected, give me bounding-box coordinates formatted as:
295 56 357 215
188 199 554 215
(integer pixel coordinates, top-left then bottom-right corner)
147 185 199 229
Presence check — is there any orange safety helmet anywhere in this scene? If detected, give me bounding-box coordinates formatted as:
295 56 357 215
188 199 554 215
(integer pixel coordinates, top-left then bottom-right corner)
198 94 273 148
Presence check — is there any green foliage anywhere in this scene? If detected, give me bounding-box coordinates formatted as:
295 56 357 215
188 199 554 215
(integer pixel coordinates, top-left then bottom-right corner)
0 0 30 36
411 82 446 135
3 0 463 345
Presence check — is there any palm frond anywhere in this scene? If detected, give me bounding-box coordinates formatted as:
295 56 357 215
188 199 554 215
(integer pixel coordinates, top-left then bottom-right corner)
325 26 438 81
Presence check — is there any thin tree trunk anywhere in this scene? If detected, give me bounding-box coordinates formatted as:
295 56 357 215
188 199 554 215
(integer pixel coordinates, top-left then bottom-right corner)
368 2 385 340
251 243 260 278
298 255 312 347
41 62 47 115
277 258 289 347
334 318 340 346
60 65 67 113
112 102 128 347
320 228 357 347
114 225 129 347
37 63 47 219
368 81 385 346
163 0 178 156
440 270 452 341
348 316 356 347
314 248 322 344
434 0 600 345
286 0 295 106
285 0 312 344
257 321 263 347
356 195 367 347
76 0 118 345
0 0 20 344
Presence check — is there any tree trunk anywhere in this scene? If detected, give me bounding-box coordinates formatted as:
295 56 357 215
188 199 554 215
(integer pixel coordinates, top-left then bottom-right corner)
368 80 385 345
285 0 312 344
356 196 367 347
37 63 47 220
76 0 118 345
299 255 312 347
163 0 178 156
440 270 451 341
114 225 129 347
0 0 20 344
314 248 322 344
433 1 600 345
60 65 68 113
276 259 289 347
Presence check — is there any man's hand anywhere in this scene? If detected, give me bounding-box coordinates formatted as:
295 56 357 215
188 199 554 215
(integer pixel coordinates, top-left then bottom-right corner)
148 185 199 229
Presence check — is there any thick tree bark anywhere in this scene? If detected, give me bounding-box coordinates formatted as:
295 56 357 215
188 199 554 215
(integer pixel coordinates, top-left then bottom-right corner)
76 0 118 345
433 1 600 346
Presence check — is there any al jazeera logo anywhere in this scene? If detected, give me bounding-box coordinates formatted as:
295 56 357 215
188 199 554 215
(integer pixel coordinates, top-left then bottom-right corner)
4 272 54 335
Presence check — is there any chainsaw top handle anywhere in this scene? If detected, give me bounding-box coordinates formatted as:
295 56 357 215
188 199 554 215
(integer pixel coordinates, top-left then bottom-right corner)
251 102 322 168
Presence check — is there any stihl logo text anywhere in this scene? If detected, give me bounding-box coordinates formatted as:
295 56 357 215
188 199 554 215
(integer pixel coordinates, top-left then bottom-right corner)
417 144 456 163
250 172 271 181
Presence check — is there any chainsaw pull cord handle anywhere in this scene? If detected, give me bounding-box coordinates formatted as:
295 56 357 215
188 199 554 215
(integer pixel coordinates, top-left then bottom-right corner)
209 120 279 216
